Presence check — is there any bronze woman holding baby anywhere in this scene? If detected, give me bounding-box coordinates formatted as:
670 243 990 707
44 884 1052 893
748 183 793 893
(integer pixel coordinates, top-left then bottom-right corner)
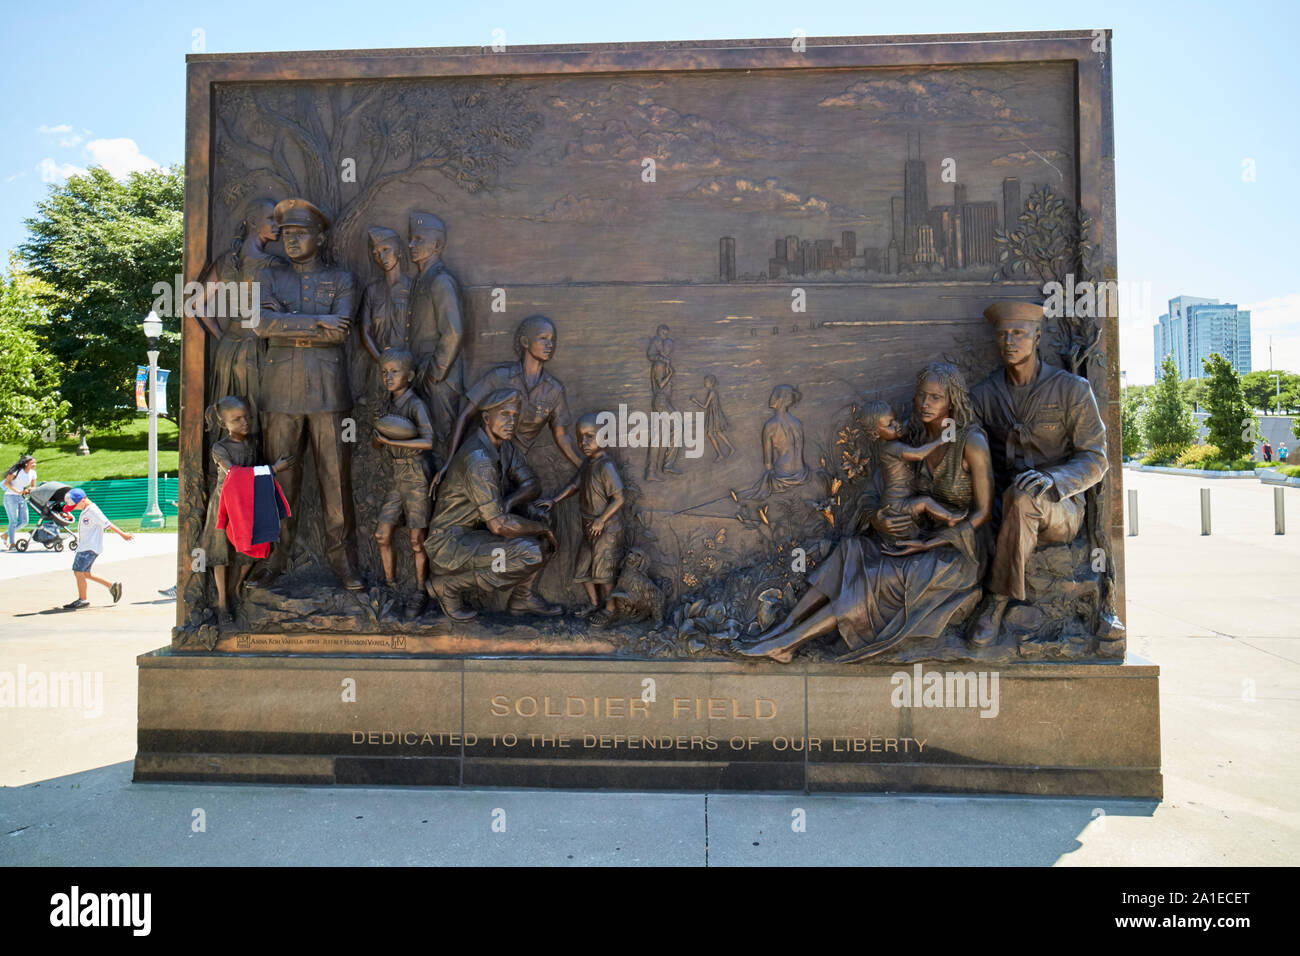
735 362 995 662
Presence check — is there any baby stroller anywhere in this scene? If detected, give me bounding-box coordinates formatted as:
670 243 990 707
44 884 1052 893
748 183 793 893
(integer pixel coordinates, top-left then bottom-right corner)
14 482 78 553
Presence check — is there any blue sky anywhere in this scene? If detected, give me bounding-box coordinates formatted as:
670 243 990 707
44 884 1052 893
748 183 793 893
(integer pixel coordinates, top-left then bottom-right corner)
1 0 1296 382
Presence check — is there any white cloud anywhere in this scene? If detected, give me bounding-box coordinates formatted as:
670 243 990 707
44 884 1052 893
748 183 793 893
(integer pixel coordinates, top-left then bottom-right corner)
1120 289 1300 384
5 171 25 183
1244 293 1300 374
37 123 85 147
32 135 161 185
83 138 160 178
37 157 88 183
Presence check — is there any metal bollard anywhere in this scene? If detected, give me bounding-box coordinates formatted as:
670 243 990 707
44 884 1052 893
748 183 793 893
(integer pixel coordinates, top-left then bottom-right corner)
1200 488 1211 536
1276 487 1286 535
1127 488 1138 536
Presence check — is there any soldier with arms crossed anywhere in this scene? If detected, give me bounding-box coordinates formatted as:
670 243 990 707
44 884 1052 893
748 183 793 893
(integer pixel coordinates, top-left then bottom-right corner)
251 198 363 590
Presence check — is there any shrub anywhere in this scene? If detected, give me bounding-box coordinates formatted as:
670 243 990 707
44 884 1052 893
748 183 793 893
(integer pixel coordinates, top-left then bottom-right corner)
1142 445 1183 465
1121 393 1144 458
1175 444 1221 467
1143 444 1257 470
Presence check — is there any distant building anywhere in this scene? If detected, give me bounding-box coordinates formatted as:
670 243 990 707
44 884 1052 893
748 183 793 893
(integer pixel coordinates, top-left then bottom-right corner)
719 237 736 282
928 206 957 268
743 140 1031 281
903 131 927 258
815 238 834 271
916 185 998 269
916 224 939 264
1153 295 1252 379
959 201 998 266
1154 295 1212 378
1002 177 1021 233
1187 303 1252 377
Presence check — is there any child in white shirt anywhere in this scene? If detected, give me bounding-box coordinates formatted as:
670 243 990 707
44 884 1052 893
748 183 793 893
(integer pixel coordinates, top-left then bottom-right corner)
63 488 133 609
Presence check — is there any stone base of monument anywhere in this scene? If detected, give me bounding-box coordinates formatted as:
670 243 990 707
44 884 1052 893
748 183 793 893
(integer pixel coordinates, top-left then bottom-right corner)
134 652 1161 798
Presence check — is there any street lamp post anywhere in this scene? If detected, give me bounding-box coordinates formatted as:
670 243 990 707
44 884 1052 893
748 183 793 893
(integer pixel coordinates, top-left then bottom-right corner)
1271 373 1281 416
141 311 165 529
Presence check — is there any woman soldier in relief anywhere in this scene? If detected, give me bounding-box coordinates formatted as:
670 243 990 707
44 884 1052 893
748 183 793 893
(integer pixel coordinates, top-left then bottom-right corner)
356 226 413 406
196 197 286 436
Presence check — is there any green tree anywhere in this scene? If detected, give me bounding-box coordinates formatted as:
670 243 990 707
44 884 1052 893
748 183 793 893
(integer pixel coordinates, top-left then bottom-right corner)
1201 352 1255 461
1285 383 1300 416
1179 376 1206 411
0 258 70 452
18 165 183 438
1141 355 1197 461
1122 383 1151 406
1120 390 1144 458
1241 369 1300 414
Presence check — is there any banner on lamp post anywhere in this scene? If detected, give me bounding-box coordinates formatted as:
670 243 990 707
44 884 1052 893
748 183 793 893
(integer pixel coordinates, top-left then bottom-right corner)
136 367 170 415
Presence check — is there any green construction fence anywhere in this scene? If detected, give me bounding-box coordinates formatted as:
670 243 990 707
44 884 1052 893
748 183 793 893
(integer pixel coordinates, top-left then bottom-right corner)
16 477 180 526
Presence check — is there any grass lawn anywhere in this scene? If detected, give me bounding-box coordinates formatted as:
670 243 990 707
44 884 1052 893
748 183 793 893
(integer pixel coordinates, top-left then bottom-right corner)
112 518 180 534
1 415 179 484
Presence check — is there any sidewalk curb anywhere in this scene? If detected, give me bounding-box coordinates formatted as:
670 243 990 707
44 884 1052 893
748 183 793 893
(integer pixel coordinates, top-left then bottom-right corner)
1122 463 1257 479
1255 468 1300 487
1121 462 1300 486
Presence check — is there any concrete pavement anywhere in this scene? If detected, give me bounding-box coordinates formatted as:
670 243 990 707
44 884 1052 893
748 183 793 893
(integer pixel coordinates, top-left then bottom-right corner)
0 528 176 581
1 471 1296 865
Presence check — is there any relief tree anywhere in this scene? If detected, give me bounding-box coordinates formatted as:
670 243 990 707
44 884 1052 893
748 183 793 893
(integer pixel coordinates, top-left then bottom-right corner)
215 80 542 263
992 184 1102 380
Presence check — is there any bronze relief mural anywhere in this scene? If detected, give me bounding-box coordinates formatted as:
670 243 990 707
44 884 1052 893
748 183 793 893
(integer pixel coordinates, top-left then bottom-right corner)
177 46 1122 666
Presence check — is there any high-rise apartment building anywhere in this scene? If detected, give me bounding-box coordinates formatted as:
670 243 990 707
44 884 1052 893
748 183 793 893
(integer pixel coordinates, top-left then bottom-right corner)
1153 296 1252 379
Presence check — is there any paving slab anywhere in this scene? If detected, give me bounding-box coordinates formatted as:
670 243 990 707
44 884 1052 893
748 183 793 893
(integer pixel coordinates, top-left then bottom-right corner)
0 763 705 867
1 473 1297 865
0 532 176 582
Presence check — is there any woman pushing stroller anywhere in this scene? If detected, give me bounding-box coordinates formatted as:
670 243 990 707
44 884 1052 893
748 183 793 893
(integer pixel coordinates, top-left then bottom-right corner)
2 455 37 550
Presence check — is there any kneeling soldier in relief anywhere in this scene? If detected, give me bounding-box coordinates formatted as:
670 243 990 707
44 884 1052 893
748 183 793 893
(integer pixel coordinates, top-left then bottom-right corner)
424 388 562 621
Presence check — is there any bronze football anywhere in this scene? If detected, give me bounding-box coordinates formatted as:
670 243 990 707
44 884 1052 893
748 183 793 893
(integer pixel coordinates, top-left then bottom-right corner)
375 414 418 441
